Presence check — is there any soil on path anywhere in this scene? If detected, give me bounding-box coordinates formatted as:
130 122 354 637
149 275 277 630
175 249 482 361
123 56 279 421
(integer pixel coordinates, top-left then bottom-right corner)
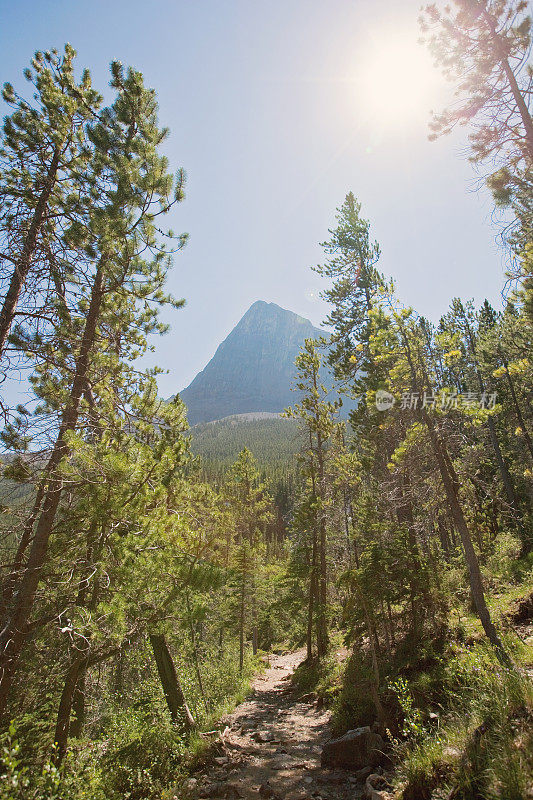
189 648 362 800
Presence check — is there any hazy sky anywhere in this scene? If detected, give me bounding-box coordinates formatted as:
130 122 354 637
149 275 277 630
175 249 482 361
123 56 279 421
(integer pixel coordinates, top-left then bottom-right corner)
1 0 509 397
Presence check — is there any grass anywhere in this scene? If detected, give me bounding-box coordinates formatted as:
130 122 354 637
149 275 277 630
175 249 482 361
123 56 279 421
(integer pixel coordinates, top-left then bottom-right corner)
320 554 533 799
393 608 533 799
174 650 266 792
396 657 532 799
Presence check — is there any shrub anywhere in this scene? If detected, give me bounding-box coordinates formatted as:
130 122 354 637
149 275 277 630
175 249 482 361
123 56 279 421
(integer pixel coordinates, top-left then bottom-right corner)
397 642 533 799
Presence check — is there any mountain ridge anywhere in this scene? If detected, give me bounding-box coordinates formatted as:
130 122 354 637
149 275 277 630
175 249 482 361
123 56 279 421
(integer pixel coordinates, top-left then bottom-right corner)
178 300 331 425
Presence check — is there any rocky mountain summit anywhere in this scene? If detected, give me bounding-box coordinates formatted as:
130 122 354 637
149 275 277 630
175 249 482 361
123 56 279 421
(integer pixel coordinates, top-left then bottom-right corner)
179 301 337 425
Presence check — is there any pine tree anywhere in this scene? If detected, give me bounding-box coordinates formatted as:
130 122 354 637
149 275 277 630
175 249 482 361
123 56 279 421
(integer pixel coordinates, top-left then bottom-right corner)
227 448 273 670
420 1 533 169
315 193 512 662
0 62 187 715
420 1 533 312
440 298 520 517
314 192 383 386
285 339 339 658
49 385 193 761
387 308 511 662
0 45 101 359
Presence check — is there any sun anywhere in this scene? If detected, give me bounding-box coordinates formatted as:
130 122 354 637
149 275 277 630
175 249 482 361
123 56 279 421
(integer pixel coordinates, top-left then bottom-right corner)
351 26 442 130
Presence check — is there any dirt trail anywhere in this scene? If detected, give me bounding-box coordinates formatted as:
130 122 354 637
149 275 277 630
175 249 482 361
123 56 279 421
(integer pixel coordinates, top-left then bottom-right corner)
189 648 362 800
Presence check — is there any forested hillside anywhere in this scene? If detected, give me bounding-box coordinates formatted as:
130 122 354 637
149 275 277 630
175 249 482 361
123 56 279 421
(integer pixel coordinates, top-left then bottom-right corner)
0 3 532 799
190 414 298 467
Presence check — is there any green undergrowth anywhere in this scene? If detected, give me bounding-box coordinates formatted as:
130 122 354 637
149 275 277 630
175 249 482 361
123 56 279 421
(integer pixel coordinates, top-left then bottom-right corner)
297 573 533 798
391 580 532 798
291 632 347 708
0 647 264 800
328 619 452 739
394 637 533 800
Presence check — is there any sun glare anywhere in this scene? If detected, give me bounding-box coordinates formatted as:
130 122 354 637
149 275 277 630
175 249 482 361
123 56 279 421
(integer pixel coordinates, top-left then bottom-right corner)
352 27 442 130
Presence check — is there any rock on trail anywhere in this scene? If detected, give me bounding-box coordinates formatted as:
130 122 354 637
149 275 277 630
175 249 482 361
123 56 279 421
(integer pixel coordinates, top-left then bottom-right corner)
188 648 380 800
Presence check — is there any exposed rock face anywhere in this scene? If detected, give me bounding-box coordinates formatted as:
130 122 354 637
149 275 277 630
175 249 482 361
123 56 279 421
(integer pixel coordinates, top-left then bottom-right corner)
320 726 386 770
178 301 351 425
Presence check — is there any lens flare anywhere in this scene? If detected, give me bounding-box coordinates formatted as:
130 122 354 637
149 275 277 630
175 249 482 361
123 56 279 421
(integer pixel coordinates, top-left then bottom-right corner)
351 25 443 130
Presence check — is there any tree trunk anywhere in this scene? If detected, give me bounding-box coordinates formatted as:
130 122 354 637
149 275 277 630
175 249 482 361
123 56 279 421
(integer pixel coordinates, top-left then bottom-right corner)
463 314 519 511
307 527 318 662
399 323 510 663
504 364 533 462
437 516 452 561
481 6 533 161
396 473 421 634
342 491 353 567
316 511 328 658
0 264 104 717
149 634 195 731
0 148 60 357
239 558 246 673
486 415 518 508
315 429 329 659
380 600 392 656
53 655 88 765
348 501 360 567
422 409 510 664
70 668 87 739
251 574 258 656
0 479 47 618
185 591 208 711
386 599 396 646
361 608 385 729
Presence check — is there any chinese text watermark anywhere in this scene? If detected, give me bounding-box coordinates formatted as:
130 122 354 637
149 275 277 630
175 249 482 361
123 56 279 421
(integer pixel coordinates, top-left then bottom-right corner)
375 389 498 412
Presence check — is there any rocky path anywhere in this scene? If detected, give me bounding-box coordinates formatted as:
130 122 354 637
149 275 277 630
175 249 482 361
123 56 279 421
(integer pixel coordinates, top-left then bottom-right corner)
187 648 365 800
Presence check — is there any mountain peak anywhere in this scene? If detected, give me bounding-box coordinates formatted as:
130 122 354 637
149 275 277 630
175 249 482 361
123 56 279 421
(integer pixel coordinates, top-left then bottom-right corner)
237 300 311 331
246 299 271 311
243 299 308 320
179 301 323 425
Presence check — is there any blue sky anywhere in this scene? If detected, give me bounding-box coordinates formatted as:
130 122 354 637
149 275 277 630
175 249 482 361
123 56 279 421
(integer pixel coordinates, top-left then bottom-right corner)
0 0 508 397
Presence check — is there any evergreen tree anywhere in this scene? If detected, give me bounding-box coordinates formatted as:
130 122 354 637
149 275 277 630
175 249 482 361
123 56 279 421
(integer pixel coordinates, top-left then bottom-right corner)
0 62 187 715
0 45 101 359
285 339 340 658
420 1 533 323
227 448 273 670
420 0 533 169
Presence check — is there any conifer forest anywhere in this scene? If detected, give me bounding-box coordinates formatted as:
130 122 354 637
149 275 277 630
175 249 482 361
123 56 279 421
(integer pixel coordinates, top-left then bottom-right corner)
0 2 532 798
